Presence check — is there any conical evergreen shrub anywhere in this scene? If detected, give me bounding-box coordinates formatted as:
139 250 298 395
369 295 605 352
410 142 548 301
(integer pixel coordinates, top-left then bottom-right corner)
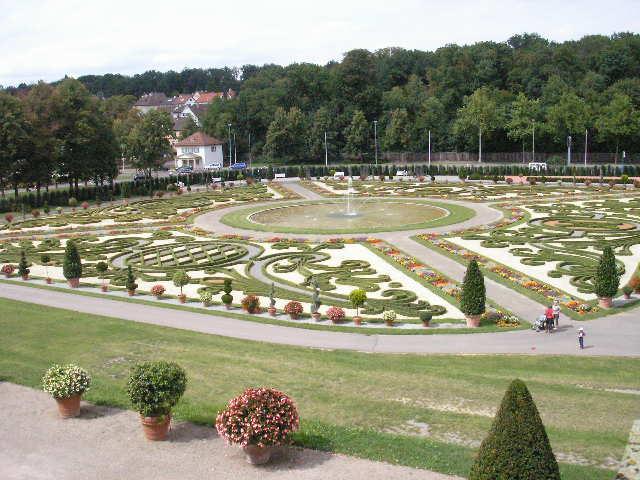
469 379 560 480
594 246 620 298
63 240 82 279
460 259 485 315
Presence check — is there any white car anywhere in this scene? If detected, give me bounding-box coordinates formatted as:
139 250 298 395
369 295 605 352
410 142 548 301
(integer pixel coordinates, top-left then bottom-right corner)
204 164 222 170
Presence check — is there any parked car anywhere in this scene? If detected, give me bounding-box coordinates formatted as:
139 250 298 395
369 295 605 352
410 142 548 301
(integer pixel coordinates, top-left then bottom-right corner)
229 162 247 170
133 173 149 181
204 163 222 170
175 166 194 174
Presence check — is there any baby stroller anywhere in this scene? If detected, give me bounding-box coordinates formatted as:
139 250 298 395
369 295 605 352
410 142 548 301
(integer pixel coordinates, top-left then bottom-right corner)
532 315 546 332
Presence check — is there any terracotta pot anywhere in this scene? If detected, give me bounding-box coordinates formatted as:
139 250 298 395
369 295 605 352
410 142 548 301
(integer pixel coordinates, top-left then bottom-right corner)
128 289 135 296
353 316 362 326
100 284 108 292
46 278 53 285
55 394 81 418
311 312 321 321
288 313 299 320
21 274 29 280
155 295 162 300
242 444 274 465
422 320 430 327
224 303 232 310
67 277 80 288
178 295 187 304
202 301 210 307
598 297 612 309
268 307 277 317
624 293 631 299
465 314 482 328
385 320 394 327
140 414 171 441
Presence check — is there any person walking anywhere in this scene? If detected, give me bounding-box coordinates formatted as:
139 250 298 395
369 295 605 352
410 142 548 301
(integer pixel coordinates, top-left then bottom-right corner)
552 299 561 329
544 305 554 334
578 327 586 349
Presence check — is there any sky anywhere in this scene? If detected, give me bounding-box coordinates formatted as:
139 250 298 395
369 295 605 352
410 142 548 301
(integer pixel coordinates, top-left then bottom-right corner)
1 0 639 87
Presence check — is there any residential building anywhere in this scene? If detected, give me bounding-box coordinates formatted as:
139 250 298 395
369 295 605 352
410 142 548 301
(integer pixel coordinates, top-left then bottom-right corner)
174 132 224 168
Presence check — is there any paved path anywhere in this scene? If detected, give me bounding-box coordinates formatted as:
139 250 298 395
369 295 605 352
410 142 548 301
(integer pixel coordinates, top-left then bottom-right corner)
2 282 638 356
0 382 460 480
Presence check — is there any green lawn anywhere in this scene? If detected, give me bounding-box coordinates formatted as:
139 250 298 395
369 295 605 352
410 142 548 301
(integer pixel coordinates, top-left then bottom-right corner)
1 298 636 480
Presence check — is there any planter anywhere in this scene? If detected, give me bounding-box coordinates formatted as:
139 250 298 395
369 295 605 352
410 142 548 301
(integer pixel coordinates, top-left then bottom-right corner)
224 303 232 310
465 314 482 328
624 293 632 299
55 394 81 418
353 316 362 326
268 307 277 317
422 320 430 327
67 277 80 288
598 297 613 309
21 274 29 281
140 414 171 441
100 284 108 292
311 312 321 321
242 444 274 465
3 274 10 278
202 301 210 307
385 320 394 327
128 290 136 296
178 295 187 304
288 313 299 320
46 278 53 285
155 295 162 300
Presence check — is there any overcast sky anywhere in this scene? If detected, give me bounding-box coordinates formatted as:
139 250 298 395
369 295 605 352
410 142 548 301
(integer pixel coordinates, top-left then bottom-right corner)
1 0 638 87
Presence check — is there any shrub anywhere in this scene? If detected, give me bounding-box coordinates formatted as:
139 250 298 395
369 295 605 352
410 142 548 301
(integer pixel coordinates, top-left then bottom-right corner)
469 379 560 480
127 361 187 418
42 364 91 399
241 294 260 313
349 288 367 316
460 259 485 316
95 261 108 277
43 201 50 214
199 290 213 305
221 278 233 304
216 388 299 448
1 264 15 276
172 269 190 295
629 276 640 293
151 284 166 297
594 246 620 298
18 250 30 276
81 201 89 210
68 197 78 208
63 240 82 279
40 254 51 265
622 284 633 296
31 209 40 218
419 311 432 323
125 265 138 291
284 300 303 315
382 310 396 323
326 306 345 322
4 213 14 223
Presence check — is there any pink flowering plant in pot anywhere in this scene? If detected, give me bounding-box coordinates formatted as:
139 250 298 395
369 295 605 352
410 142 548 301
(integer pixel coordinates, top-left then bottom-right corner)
216 387 300 465
284 300 303 319
326 306 345 324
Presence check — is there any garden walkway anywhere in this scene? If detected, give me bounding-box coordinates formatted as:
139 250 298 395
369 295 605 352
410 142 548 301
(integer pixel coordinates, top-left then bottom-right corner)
0 382 460 480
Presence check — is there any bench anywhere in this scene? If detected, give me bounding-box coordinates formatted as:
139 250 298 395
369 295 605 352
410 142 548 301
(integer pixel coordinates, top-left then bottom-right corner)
275 173 286 179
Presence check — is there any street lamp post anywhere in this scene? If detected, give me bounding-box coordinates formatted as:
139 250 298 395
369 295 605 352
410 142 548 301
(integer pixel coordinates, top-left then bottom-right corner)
227 123 232 167
584 128 588 166
428 130 431 167
567 135 572 166
233 132 237 164
373 120 378 166
324 131 328 167
248 133 252 169
532 120 535 163
478 127 482 163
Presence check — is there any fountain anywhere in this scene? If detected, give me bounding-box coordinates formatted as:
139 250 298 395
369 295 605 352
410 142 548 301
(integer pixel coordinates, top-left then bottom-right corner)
345 177 357 216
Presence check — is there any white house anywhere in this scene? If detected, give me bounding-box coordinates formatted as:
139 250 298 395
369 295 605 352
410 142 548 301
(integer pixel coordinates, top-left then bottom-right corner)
174 132 224 168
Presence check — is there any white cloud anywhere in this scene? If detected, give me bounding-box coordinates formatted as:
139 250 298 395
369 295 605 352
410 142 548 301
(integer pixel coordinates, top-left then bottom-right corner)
1 0 638 86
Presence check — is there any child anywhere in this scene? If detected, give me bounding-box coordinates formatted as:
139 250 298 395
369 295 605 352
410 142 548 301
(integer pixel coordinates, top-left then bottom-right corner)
578 327 586 349
552 300 561 329
544 305 554 333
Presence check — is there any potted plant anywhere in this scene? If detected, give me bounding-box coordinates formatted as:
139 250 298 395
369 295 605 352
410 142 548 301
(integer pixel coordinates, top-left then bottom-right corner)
349 288 367 325
594 246 620 309
173 269 190 303
419 311 432 327
1 264 15 278
96 261 108 291
284 300 303 319
151 284 165 299
460 259 485 327
630 276 640 294
40 254 53 284
63 240 82 288
42 364 91 418
310 278 321 320
622 285 633 299
127 361 187 441
267 282 277 316
383 309 396 327
241 294 261 313
200 290 213 307
221 278 233 309
216 388 300 465
326 306 345 324
4 213 14 224
125 265 138 296
18 250 30 280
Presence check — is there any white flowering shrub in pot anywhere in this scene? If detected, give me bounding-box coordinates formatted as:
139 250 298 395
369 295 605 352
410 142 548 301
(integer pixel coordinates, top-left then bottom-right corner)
42 364 91 418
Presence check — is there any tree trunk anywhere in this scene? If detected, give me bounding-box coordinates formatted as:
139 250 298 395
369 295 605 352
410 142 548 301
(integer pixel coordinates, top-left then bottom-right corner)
36 182 41 206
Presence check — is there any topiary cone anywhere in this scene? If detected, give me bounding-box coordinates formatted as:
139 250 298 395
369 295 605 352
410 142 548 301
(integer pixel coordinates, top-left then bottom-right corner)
469 379 560 480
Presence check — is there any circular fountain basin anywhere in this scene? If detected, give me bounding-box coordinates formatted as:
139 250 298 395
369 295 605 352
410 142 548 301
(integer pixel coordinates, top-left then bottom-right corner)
242 201 451 233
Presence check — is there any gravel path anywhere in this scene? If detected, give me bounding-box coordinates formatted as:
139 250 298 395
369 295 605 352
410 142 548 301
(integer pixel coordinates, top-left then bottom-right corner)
0 382 461 480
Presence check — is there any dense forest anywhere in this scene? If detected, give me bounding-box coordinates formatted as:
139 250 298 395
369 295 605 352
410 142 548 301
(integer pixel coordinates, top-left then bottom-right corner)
3 32 640 166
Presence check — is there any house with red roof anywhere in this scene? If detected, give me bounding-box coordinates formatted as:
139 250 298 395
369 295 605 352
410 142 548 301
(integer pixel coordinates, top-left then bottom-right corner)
174 132 224 169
